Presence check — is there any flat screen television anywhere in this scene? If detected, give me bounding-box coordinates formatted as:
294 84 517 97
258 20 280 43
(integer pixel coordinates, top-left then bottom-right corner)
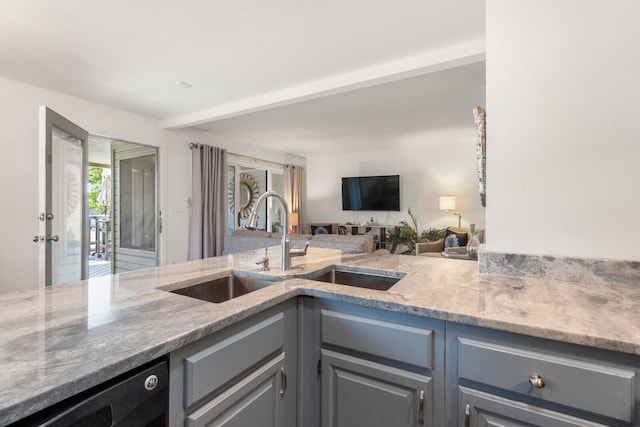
342 175 400 211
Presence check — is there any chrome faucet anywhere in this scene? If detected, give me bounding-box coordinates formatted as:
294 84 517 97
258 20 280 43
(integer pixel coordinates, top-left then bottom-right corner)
245 191 308 271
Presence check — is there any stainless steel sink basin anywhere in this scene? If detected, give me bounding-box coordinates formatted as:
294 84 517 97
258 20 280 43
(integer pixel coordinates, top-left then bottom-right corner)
169 274 277 303
307 267 405 291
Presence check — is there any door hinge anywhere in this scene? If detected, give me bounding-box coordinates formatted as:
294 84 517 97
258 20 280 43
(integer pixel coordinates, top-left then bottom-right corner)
317 359 321 376
38 213 54 221
158 210 163 234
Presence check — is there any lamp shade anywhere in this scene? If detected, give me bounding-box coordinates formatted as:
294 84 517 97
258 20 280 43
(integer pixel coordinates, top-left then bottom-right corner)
439 195 456 211
289 212 299 224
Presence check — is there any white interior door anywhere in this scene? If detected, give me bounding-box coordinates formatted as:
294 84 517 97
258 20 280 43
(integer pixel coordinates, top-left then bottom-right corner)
38 107 89 286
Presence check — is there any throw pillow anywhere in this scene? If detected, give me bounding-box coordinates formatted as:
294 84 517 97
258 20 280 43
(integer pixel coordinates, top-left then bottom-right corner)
311 224 333 235
444 229 468 248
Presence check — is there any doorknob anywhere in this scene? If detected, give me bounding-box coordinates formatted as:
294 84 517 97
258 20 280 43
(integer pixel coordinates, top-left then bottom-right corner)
47 235 59 243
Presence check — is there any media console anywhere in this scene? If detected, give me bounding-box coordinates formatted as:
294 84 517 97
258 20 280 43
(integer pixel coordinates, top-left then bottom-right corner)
339 224 395 251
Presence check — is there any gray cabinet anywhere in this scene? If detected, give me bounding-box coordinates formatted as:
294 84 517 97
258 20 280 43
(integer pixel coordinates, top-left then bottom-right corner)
167 296 640 427
315 300 445 427
169 300 297 426
447 323 640 427
459 386 608 427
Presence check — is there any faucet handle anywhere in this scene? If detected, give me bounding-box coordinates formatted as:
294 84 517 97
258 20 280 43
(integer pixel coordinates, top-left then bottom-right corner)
289 242 310 257
256 257 270 271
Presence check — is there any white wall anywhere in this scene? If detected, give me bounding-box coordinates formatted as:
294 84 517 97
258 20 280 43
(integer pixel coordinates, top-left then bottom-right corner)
0 76 200 292
306 129 486 233
486 0 640 261
0 76 303 293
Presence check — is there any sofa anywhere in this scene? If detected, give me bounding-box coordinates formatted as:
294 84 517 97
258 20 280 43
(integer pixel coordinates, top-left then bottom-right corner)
415 226 485 258
305 223 339 235
223 229 373 255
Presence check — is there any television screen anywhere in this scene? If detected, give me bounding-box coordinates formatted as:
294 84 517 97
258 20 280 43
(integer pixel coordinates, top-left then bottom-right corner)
342 175 400 211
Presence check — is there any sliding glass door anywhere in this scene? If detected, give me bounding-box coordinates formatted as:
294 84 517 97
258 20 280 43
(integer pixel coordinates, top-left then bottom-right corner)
227 159 284 233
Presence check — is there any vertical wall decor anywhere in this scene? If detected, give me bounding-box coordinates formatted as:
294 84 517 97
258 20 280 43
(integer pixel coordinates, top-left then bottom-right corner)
473 106 487 207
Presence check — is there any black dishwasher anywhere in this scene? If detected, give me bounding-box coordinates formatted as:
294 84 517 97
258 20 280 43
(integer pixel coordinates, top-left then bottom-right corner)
10 357 168 427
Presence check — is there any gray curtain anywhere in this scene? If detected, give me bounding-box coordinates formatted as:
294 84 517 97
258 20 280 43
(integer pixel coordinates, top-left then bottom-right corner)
284 165 304 232
189 144 228 259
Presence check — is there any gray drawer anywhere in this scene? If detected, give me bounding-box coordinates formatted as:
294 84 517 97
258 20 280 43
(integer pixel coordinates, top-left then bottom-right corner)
321 309 433 369
184 312 285 407
457 337 635 422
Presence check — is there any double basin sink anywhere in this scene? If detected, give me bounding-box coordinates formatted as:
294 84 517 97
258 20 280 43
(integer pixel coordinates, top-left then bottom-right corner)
168 266 406 304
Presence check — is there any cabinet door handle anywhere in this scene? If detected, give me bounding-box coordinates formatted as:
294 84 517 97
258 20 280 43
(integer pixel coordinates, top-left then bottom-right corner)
418 389 425 425
529 372 545 389
464 404 470 427
280 367 287 397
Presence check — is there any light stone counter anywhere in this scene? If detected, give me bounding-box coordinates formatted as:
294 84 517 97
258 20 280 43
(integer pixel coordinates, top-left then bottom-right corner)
1 246 640 424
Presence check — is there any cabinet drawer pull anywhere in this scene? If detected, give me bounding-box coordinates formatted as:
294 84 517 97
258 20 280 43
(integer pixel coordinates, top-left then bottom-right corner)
529 372 546 389
280 367 287 397
464 403 470 427
418 389 425 425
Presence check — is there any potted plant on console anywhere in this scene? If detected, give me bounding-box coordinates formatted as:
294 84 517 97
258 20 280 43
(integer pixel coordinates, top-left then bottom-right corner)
388 208 445 255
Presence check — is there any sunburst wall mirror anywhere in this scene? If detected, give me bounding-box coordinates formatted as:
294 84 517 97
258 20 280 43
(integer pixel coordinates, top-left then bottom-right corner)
238 172 259 218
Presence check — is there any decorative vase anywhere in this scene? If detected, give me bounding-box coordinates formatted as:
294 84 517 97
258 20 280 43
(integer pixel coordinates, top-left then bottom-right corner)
466 224 480 259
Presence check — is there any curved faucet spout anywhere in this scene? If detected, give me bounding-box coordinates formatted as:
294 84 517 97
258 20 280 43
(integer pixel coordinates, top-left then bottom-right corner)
246 191 291 270
246 191 288 233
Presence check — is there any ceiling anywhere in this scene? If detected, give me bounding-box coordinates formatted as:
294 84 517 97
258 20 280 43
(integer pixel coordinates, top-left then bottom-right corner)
0 0 486 157
198 61 486 156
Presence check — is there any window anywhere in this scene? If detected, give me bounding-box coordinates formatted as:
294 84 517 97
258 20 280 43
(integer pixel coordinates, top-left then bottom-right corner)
119 154 156 251
227 156 285 234
270 172 284 232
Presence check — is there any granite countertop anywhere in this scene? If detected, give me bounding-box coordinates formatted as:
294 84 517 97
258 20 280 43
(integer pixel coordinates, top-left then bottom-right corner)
2 246 640 424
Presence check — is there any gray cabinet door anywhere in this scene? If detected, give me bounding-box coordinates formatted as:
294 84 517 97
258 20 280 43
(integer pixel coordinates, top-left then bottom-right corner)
186 354 286 427
459 386 608 427
321 349 431 427
170 300 297 426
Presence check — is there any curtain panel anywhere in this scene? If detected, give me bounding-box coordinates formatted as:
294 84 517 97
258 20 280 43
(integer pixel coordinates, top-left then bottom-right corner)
189 144 228 259
284 165 304 232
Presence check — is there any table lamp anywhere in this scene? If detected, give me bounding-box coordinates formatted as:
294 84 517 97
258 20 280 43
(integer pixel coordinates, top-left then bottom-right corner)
439 195 461 227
